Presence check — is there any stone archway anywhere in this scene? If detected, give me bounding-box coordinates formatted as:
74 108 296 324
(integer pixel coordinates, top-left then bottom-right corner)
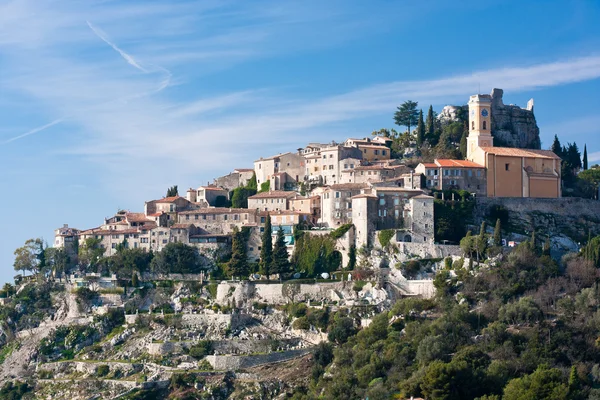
403 234 412 243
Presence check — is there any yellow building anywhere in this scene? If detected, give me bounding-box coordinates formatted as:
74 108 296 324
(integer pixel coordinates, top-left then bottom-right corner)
466 93 561 198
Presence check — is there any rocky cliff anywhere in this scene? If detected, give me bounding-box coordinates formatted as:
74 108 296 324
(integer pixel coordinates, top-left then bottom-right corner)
439 88 541 149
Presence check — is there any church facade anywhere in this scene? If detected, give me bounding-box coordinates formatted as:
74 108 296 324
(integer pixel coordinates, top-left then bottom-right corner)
466 93 562 198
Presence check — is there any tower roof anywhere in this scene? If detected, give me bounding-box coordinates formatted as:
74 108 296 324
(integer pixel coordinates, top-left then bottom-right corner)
469 94 492 103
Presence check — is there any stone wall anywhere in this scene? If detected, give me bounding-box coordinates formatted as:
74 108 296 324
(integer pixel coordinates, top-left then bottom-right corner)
216 281 347 306
206 348 312 370
39 361 142 377
473 197 600 246
179 313 252 330
388 241 462 262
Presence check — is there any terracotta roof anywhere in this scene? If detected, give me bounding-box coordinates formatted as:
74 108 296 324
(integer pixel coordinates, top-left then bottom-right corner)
328 183 368 191
81 228 146 236
248 191 297 199
351 165 393 171
375 187 424 193
435 159 485 168
480 147 561 159
179 208 253 215
139 223 158 230
421 163 437 168
155 196 187 204
147 212 164 217
126 212 152 223
413 194 434 199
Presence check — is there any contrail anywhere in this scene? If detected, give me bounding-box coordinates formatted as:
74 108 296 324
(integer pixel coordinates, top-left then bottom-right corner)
3 118 64 144
86 20 148 73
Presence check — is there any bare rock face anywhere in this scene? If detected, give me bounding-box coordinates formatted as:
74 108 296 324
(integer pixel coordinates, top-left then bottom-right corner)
439 88 541 149
489 88 541 149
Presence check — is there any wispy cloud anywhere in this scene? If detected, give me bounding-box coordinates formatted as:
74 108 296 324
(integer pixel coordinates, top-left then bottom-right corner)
86 20 148 73
3 118 63 144
588 152 600 164
1 0 600 198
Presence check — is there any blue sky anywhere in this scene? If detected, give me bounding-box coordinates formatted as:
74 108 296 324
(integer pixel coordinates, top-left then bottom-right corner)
1 0 599 284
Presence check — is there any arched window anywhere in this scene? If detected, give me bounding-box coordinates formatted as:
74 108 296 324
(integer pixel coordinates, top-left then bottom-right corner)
483 121 487 130
471 121 475 130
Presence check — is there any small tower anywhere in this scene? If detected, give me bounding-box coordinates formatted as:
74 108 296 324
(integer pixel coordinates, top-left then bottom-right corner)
467 94 493 161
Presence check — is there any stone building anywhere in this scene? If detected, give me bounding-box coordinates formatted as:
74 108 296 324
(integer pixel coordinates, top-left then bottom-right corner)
178 208 258 235
54 224 80 256
289 195 321 224
320 183 368 227
304 144 363 186
415 159 487 196
351 187 433 248
466 92 561 198
341 164 407 184
213 168 255 191
345 138 392 161
254 152 305 188
145 196 192 225
247 191 298 212
186 185 229 206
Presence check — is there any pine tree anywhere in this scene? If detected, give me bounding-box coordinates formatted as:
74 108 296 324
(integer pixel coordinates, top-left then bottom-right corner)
425 105 435 140
416 109 425 146
493 219 502 247
259 214 273 278
551 135 563 158
272 227 291 276
166 185 178 197
228 228 248 278
583 144 588 170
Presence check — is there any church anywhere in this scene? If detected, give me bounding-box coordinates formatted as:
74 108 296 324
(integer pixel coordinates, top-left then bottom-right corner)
466 92 562 198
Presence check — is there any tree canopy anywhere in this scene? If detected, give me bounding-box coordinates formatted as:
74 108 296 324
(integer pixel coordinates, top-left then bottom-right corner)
394 100 419 134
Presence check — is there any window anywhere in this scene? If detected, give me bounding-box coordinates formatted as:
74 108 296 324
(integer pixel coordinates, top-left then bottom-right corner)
424 237 427 242
287 162 290 166
350 164 354 168
363 149 367 153
112 235 119 239
335 192 340 198
224 215 228 221
259 164 261 169
329 154 333 158
425 224 428 228
202 215 207 220
379 198 385 206
483 121 487 130
185 215 189 220
162 239 167 244
468 170 473 177
374 149 379 155
382 150 386 156
112 243 116 249
394 198 399 205
471 121 475 130
477 170 481 177
505 163 510 171
194 215 199 220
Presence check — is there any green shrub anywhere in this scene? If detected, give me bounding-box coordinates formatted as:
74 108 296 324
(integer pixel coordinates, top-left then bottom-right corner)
188 340 213 358
330 224 354 240
353 281 367 292
96 365 110 377
378 230 395 248
206 283 218 299
293 316 311 330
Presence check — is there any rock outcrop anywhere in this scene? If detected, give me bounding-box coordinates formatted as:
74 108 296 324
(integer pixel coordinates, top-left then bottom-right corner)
439 88 541 149
489 88 540 149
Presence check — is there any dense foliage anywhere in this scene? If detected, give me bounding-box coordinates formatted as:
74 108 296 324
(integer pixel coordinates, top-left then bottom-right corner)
149 242 206 274
292 241 600 399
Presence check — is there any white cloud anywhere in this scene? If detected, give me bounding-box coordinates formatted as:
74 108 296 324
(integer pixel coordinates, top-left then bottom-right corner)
588 152 600 163
1 0 600 200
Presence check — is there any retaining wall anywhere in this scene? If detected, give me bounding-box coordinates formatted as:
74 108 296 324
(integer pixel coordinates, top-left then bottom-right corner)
206 348 312 370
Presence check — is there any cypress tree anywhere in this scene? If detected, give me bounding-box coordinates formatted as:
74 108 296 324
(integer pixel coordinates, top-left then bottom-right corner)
493 218 502 247
583 144 588 170
347 245 356 270
425 105 434 139
132 272 139 287
416 109 425 146
551 135 563 158
259 214 273 278
228 228 248 278
272 227 291 276
530 231 537 253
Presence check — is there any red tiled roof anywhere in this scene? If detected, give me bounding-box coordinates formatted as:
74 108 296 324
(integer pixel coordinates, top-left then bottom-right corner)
147 212 164 217
421 163 437 168
435 159 485 168
155 196 186 204
126 212 152 223
480 147 561 159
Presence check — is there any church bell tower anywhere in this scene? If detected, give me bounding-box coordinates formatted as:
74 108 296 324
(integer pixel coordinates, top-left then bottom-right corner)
467 94 493 161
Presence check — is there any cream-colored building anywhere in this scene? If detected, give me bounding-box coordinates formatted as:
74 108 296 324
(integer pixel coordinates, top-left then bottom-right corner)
254 152 305 188
320 183 368 227
466 92 561 198
304 144 363 186
247 191 298 212
415 159 487 196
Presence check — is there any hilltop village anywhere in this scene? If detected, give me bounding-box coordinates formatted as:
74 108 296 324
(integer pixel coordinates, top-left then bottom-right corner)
55 90 562 272
4 89 600 399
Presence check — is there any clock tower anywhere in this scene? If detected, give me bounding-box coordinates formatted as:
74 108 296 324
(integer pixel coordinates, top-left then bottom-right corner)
467 94 493 161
